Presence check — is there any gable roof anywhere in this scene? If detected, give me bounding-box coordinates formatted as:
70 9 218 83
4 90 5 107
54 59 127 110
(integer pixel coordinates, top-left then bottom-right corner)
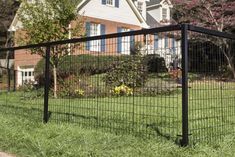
146 12 162 28
146 0 172 9
9 0 149 31
146 0 162 6
77 0 149 28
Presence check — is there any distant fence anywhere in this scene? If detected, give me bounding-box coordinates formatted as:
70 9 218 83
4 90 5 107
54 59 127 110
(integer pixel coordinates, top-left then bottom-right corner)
0 24 234 146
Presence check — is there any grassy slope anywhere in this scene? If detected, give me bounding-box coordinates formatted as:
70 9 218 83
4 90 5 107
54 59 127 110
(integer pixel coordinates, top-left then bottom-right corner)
0 113 235 157
0 73 234 156
0 81 234 143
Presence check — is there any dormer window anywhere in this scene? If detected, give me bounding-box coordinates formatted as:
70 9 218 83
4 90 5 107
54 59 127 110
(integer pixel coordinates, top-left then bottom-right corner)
102 0 119 8
106 0 115 6
137 2 143 14
162 8 167 20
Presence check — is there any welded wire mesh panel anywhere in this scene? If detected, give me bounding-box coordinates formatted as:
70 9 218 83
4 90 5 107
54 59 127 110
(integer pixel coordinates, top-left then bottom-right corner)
0 48 44 121
188 31 235 143
42 30 183 141
0 25 234 145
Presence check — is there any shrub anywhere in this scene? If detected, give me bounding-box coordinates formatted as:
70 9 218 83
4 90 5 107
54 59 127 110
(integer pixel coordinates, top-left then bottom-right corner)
58 55 134 76
143 54 167 73
34 55 134 86
58 75 86 98
57 75 104 98
112 84 133 96
18 81 44 99
104 55 147 88
34 54 167 88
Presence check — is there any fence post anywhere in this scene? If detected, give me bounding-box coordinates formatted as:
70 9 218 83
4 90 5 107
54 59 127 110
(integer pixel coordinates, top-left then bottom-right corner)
43 46 50 123
13 70 16 91
181 24 189 146
7 51 11 92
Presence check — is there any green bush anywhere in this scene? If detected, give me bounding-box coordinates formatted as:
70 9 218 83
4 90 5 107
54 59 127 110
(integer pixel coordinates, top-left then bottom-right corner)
34 55 134 85
144 54 167 73
57 75 105 98
104 55 147 88
18 81 44 99
34 54 167 87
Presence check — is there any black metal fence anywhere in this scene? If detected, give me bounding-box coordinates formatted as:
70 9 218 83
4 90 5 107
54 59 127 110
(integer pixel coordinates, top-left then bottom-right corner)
0 24 234 146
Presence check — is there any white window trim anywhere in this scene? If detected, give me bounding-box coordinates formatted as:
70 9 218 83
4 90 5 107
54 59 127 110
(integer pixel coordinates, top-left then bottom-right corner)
137 2 143 14
162 8 168 20
17 66 35 86
121 28 130 55
90 23 101 52
106 0 115 7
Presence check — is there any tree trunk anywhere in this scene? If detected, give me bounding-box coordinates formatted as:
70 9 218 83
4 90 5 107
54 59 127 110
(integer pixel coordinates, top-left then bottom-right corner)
53 65 57 98
220 40 235 79
227 59 235 79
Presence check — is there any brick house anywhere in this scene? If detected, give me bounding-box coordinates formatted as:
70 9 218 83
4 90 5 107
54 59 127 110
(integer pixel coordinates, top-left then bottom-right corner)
9 0 180 86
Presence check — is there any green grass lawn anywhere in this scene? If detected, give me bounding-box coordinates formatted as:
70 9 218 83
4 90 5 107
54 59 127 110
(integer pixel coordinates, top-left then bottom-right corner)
0 113 235 157
0 80 234 143
0 77 234 156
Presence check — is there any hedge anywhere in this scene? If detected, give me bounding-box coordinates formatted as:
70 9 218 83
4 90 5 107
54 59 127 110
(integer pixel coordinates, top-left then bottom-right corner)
34 54 167 86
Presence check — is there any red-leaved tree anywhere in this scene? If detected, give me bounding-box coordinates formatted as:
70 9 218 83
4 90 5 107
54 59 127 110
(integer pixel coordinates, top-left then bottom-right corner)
172 0 235 78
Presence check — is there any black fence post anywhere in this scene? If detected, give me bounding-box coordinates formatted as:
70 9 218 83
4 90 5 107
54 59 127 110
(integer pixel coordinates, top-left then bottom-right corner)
13 70 16 91
181 24 189 146
13 50 16 92
43 46 50 123
7 51 11 92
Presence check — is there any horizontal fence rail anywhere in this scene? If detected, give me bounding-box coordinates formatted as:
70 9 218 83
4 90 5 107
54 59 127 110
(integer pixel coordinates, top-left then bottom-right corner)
0 24 234 146
0 25 182 52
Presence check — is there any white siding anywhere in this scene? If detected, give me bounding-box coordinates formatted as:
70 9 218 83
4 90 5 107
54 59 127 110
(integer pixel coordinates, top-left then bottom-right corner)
147 8 161 22
134 0 149 20
79 0 142 26
147 1 171 22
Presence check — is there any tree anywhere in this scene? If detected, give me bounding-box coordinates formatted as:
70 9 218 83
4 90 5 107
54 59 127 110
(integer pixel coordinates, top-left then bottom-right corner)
172 0 235 78
0 0 19 58
18 0 84 98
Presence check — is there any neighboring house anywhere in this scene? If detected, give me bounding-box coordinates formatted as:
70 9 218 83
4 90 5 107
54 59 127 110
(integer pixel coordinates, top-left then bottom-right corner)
146 0 181 68
9 0 180 86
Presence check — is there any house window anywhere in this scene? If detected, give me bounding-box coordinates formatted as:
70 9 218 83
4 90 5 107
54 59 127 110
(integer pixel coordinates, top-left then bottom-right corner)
106 0 114 6
90 23 99 36
164 36 168 48
18 67 35 85
90 23 101 52
117 27 130 54
86 22 106 52
162 8 167 20
137 2 143 14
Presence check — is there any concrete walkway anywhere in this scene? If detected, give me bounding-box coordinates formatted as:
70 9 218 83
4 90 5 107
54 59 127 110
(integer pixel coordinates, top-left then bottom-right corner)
0 152 15 157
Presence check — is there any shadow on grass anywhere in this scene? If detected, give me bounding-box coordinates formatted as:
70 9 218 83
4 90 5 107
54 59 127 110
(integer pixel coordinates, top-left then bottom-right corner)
0 103 179 143
0 103 98 122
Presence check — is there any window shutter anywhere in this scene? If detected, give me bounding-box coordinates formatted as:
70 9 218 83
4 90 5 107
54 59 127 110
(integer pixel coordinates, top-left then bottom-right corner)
102 0 106 5
115 0 119 8
117 27 122 53
86 22 91 51
100 24 106 52
172 38 176 54
130 29 135 53
154 34 158 50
